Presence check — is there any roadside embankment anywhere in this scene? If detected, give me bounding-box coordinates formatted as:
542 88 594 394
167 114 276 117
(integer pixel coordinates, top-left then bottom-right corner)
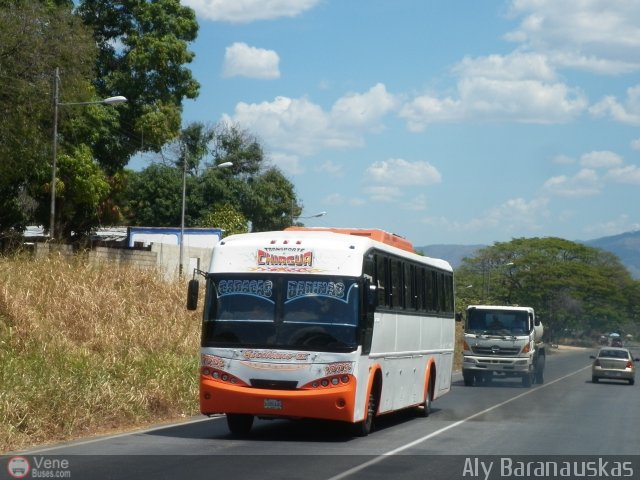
0 254 201 453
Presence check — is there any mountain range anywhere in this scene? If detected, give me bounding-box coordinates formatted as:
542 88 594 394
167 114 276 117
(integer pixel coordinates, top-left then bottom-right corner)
417 230 640 279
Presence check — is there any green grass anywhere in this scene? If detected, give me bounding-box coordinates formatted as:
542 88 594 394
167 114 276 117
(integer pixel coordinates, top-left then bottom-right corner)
0 253 201 453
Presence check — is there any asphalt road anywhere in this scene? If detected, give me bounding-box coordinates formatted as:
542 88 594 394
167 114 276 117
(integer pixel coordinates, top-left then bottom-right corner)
4 346 640 480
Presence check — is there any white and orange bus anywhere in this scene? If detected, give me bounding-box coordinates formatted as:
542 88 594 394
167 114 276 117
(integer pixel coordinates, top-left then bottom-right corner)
187 227 457 436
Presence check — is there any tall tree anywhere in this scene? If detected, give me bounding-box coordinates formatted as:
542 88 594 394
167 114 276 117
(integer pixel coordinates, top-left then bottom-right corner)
124 163 181 226
77 0 200 173
0 1 97 235
123 122 301 233
455 237 638 340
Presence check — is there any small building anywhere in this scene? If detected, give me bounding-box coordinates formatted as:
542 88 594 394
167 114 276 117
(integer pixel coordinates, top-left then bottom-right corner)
126 226 223 249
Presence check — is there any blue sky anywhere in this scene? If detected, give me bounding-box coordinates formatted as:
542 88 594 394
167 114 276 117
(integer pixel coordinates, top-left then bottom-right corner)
136 0 640 246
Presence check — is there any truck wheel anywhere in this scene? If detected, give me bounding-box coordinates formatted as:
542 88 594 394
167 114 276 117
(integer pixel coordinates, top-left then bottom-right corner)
226 413 254 436
535 355 545 384
522 372 533 388
463 371 474 386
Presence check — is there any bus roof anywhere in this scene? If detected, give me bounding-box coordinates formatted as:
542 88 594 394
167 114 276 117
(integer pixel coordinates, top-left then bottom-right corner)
284 227 414 253
211 229 451 275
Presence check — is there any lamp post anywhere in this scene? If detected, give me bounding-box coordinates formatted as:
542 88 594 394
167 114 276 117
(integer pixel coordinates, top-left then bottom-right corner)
291 211 327 225
50 67 127 240
295 211 327 220
179 160 233 276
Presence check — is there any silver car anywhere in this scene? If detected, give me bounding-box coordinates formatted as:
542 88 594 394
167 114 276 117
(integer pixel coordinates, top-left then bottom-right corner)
591 347 638 385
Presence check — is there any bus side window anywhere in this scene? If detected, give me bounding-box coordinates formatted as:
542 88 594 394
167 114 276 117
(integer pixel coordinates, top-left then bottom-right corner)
418 268 426 312
375 254 388 307
390 259 401 309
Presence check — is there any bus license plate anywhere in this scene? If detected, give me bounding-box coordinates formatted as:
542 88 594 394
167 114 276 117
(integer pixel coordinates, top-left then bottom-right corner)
264 399 282 410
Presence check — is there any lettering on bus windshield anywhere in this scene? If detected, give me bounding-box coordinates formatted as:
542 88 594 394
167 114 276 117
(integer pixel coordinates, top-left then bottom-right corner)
218 279 273 298
286 281 345 300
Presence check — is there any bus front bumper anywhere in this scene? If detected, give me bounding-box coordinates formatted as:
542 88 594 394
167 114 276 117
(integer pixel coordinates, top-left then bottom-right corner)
200 377 357 423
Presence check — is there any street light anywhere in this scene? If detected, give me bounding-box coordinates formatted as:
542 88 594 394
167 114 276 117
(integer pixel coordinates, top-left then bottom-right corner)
179 161 233 276
50 67 127 240
295 211 327 220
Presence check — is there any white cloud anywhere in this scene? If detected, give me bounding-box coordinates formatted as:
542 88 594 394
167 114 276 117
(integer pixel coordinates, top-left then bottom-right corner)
589 85 640 125
323 193 344 206
631 138 640 150
579 151 623 169
505 0 640 74
402 193 428 212
222 84 397 159
222 42 280 79
269 152 302 174
399 52 587 131
605 165 640 185
316 160 344 177
420 197 550 236
364 185 403 203
583 215 640 238
184 0 321 23
542 169 601 197
365 158 442 186
331 83 398 131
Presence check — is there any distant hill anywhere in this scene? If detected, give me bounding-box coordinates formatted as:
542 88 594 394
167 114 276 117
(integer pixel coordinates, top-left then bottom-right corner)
417 230 640 279
584 230 640 279
415 244 484 268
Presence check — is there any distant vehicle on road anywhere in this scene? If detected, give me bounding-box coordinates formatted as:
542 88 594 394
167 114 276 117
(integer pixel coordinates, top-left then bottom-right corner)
590 347 638 385
462 305 545 387
611 337 623 347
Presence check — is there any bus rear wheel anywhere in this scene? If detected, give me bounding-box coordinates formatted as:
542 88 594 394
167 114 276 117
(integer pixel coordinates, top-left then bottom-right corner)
227 413 254 436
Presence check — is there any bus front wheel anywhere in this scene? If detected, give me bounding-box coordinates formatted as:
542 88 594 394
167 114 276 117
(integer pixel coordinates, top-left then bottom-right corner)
226 413 254 436
353 392 376 437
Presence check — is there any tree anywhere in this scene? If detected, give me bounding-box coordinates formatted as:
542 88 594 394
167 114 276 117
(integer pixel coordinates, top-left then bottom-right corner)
123 122 302 233
0 1 97 235
77 0 200 173
455 237 639 341
246 168 298 232
124 164 182 226
198 203 248 237
52 144 111 238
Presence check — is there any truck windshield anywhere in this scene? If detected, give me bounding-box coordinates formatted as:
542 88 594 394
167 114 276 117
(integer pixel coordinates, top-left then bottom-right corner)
202 275 360 352
467 309 530 335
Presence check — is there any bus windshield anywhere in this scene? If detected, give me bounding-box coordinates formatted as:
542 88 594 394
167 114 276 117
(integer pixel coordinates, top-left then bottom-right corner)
202 275 360 352
466 309 530 335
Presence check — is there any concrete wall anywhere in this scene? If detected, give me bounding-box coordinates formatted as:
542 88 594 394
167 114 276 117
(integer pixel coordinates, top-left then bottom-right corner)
33 242 213 280
150 243 213 279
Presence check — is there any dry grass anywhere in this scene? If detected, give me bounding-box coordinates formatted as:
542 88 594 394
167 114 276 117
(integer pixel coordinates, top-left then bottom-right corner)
1 253 467 453
0 253 201 453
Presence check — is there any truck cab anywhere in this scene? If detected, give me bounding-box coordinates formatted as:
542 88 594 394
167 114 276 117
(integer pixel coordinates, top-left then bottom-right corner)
462 305 545 387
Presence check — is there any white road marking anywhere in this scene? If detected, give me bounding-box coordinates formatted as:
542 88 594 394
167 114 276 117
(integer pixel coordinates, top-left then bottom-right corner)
327 365 591 480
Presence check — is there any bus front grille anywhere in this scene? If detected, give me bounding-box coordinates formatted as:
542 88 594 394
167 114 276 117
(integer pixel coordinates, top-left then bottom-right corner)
250 379 299 390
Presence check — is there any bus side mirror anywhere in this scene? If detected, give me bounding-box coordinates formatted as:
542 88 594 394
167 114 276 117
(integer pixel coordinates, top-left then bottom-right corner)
187 279 199 310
